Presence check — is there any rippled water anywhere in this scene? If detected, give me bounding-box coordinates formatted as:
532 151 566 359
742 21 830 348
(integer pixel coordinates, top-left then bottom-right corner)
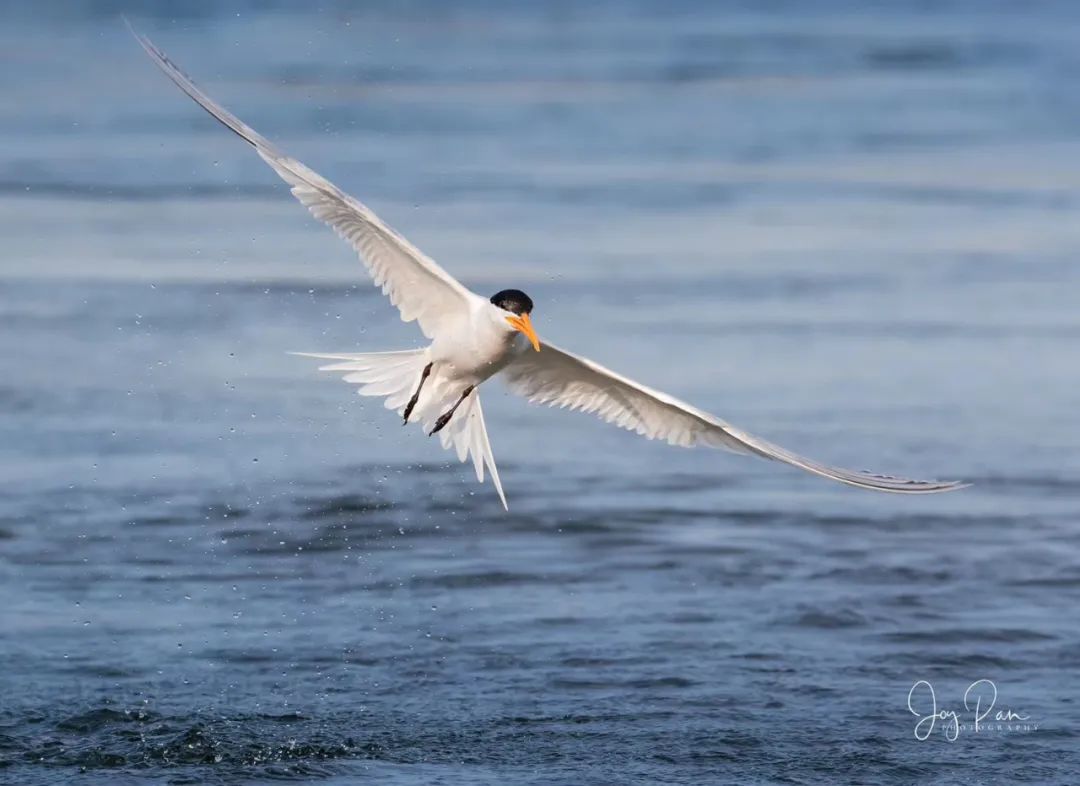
2 2 1080 784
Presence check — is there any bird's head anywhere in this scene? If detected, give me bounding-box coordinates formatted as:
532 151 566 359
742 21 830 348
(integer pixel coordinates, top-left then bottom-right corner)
490 289 540 351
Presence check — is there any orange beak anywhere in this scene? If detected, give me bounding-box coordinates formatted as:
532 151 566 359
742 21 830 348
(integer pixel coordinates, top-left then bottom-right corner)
506 313 541 351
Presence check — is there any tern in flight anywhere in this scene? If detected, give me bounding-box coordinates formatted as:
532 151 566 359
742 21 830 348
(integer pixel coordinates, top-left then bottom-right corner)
132 29 965 509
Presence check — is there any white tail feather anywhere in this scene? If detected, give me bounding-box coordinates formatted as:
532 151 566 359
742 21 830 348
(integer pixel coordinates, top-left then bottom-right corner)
290 351 508 510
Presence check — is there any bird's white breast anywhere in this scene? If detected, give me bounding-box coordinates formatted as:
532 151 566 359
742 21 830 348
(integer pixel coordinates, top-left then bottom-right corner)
428 302 522 384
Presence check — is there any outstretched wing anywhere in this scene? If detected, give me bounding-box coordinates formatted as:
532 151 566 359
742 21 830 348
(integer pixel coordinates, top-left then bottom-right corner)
131 26 478 338
501 342 966 494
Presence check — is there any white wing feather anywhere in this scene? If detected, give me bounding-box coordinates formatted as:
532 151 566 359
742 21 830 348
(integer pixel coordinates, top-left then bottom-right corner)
501 342 966 494
131 27 478 338
438 394 508 510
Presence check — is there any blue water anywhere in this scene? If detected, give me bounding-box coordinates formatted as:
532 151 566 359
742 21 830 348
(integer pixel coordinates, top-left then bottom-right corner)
2 2 1079 784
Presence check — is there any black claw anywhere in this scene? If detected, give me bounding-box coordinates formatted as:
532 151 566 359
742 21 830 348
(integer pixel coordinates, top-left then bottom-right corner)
428 385 474 437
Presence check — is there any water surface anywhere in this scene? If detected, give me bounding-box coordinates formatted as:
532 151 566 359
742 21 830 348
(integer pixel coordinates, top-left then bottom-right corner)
2 2 1079 784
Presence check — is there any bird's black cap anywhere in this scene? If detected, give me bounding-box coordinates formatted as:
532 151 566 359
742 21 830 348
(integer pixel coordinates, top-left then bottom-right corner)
490 289 534 315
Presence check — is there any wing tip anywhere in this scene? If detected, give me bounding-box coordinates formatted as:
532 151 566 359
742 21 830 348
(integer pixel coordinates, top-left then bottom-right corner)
124 17 164 64
926 479 971 494
852 477 971 494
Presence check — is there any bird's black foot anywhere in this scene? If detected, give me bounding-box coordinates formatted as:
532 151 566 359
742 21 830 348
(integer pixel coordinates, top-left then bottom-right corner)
428 385 474 436
429 411 454 436
402 362 433 425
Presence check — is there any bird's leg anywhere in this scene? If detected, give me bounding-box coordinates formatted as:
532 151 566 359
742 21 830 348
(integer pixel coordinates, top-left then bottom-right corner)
402 362 433 425
429 385 475 436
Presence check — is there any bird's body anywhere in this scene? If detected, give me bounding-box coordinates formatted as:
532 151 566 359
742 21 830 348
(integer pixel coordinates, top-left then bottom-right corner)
131 27 967 509
428 301 527 384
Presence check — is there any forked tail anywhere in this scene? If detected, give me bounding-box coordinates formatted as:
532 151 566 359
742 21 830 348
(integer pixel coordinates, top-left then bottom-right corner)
291 351 508 510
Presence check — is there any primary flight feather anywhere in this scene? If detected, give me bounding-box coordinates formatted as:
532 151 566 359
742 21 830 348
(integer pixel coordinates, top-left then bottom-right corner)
131 26 966 509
